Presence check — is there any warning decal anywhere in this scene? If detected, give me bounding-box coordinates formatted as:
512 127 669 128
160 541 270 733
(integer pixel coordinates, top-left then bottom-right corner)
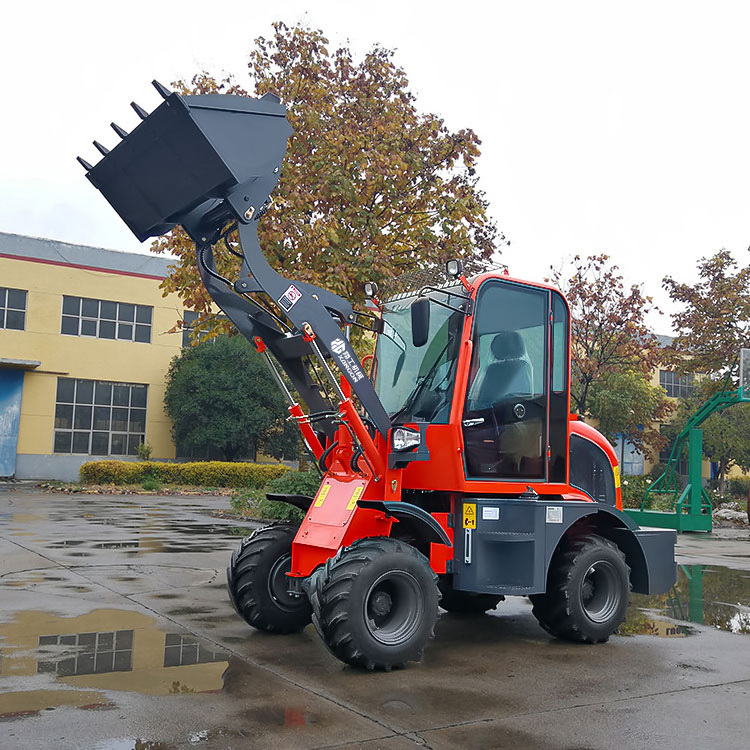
278 284 302 311
314 484 331 508
613 465 621 489
346 485 365 511
463 503 477 529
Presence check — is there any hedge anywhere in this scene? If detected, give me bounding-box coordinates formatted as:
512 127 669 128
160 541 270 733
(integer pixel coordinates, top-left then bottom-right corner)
79 460 289 488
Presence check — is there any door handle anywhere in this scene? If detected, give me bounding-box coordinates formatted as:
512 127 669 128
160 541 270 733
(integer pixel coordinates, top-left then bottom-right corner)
462 418 485 427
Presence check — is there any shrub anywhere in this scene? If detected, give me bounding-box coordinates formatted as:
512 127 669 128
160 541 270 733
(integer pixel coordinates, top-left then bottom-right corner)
266 469 321 497
620 475 653 508
79 460 289 488
231 469 321 522
137 442 153 461
727 477 750 499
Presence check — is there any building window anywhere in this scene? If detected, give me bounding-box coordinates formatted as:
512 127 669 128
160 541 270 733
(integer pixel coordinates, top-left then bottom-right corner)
0 287 27 330
614 434 644 475
163 633 227 667
659 370 694 399
61 296 152 343
182 310 198 347
54 377 147 455
182 310 231 346
38 630 133 676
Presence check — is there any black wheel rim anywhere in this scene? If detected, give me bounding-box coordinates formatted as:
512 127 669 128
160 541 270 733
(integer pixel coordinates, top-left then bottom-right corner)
267 553 304 613
363 571 424 646
580 560 621 623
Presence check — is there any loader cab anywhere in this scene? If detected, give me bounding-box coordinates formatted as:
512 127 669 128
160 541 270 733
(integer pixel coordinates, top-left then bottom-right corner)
461 279 569 483
373 275 569 485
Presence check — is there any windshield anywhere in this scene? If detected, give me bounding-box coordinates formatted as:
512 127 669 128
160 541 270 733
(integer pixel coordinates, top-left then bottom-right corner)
373 288 466 423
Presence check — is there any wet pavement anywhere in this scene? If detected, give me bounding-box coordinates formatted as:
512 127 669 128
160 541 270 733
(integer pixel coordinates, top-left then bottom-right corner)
0 486 749 749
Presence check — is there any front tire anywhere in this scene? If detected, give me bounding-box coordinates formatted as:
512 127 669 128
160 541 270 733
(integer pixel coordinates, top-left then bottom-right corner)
530 534 630 643
309 537 439 670
227 523 312 634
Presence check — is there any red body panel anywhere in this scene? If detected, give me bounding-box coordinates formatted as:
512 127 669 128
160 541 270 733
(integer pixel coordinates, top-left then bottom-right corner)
289 272 621 578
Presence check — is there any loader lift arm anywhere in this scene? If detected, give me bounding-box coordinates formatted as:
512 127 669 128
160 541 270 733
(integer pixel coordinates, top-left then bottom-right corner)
80 82 391 457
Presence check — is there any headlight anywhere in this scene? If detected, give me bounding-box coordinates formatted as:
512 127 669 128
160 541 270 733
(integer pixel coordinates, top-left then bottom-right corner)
391 427 421 452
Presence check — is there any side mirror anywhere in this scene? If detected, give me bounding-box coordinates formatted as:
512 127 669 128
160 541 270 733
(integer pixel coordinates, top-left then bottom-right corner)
411 298 430 347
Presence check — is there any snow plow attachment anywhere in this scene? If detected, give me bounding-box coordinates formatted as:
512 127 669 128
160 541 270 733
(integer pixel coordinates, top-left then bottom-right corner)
79 81 292 242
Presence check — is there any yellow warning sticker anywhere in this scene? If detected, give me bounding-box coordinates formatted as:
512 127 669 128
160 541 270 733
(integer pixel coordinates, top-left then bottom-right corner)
463 503 477 529
314 484 331 508
613 465 621 489
346 485 365 511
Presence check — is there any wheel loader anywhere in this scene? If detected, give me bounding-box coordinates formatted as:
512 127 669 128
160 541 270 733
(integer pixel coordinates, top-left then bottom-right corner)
80 82 677 670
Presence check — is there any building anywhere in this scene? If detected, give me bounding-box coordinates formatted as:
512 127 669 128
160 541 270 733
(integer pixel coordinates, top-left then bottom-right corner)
0 232 187 481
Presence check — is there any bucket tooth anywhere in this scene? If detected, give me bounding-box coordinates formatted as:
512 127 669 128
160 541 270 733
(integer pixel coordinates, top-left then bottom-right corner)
76 156 94 171
93 140 110 156
111 122 129 139
152 79 172 99
131 101 149 120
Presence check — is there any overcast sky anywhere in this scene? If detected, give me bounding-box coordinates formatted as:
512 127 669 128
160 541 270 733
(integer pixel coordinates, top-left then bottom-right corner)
3 1 749 333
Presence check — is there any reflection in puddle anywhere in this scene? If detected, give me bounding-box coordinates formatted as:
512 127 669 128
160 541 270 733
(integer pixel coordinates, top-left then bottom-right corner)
2 498 255 558
0 608 228 720
623 564 750 636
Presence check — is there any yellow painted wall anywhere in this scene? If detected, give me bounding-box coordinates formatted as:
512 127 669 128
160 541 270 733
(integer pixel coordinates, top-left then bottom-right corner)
0 255 185 460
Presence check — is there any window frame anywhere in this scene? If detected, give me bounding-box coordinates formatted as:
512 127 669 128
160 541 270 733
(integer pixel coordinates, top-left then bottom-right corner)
60 295 152 343
53 377 148 456
0 286 28 330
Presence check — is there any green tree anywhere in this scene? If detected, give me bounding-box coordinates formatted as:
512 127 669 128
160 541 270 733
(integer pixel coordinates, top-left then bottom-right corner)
164 336 296 461
588 369 673 456
663 249 750 489
663 249 750 378
550 254 672 454
152 22 501 338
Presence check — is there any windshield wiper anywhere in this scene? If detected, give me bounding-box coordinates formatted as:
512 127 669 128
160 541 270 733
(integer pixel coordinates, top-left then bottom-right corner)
392 340 450 422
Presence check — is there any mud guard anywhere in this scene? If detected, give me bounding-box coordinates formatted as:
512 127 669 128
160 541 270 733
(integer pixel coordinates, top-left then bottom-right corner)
357 500 452 546
266 493 314 512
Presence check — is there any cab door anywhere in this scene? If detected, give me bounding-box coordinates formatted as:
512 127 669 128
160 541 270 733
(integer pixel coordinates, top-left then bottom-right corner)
461 281 549 481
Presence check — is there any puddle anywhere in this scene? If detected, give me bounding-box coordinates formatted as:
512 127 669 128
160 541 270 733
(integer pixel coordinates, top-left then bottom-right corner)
0 608 229 720
3 496 254 557
92 739 173 750
623 564 750 636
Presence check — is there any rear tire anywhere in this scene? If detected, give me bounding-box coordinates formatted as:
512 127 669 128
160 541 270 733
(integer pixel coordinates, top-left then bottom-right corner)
438 576 503 614
530 534 630 643
227 523 312 634
309 537 439 670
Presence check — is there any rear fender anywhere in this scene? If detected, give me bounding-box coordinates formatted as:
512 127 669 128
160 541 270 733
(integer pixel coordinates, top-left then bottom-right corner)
554 508 677 595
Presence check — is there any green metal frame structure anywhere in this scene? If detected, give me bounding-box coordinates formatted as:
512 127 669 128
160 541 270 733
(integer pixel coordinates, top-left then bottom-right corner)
625 349 750 533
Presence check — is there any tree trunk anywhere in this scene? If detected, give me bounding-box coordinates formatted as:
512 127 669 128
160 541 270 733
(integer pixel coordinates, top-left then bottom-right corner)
718 458 728 496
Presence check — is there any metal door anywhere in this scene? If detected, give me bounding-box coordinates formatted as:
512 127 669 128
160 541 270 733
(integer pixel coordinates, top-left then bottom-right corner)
0 369 24 477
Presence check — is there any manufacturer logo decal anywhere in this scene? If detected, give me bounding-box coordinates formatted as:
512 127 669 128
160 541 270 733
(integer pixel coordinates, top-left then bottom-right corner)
330 338 347 355
328 337 364 383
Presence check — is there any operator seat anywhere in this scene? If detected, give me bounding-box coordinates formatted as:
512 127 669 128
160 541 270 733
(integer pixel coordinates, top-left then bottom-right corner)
475 331 533 406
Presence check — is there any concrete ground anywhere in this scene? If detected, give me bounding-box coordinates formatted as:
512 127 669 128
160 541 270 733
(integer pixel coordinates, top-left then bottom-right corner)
0 485 748 750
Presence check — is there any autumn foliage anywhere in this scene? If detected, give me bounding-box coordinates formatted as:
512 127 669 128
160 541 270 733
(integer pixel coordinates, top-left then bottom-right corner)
664 249 750 379
152 22 499 339
550 254 672 455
